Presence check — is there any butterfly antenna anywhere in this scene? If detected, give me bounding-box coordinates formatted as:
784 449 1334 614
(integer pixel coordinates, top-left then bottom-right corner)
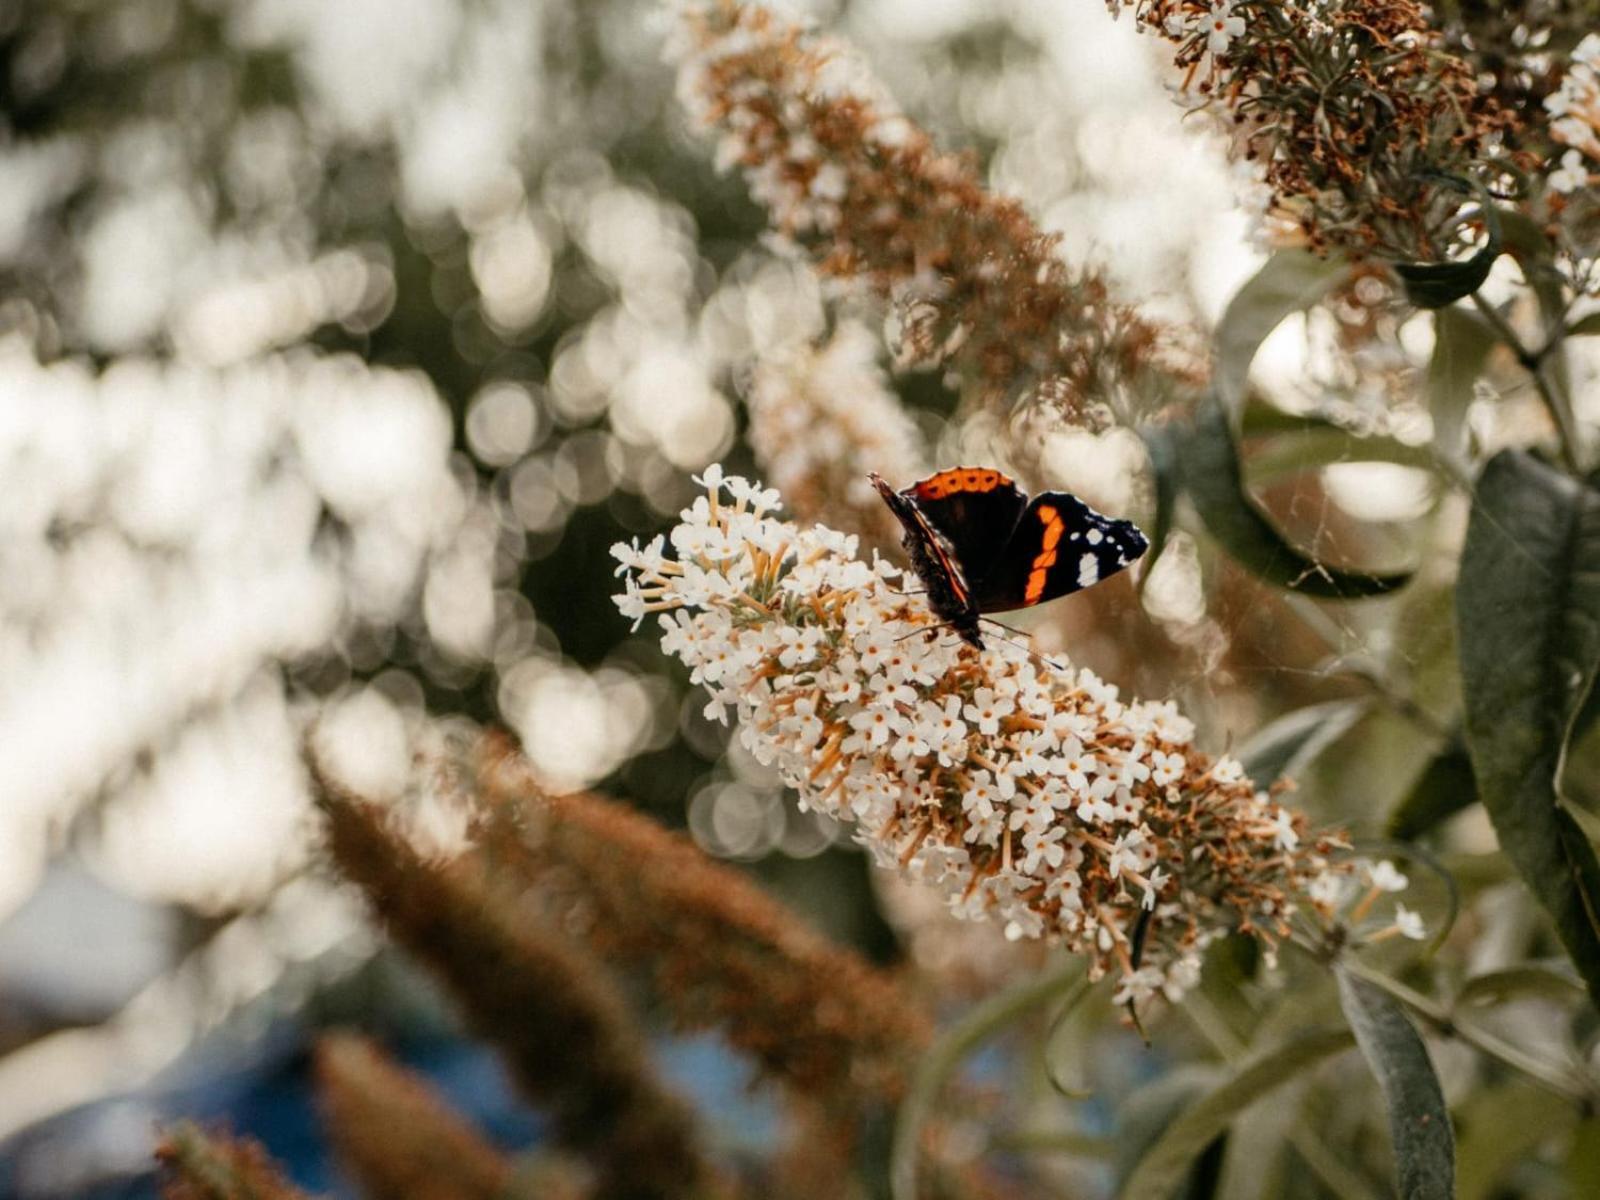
978 617 1070 675
895 622 953 644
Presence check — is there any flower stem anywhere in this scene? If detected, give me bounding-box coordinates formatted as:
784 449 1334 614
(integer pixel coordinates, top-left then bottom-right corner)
1470 291 1583 475
1338 956 1594 1105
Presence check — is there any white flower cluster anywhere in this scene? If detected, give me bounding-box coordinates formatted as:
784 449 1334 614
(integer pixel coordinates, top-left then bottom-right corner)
615 467 1358 1007
746 321 926 548
1546 33 1600 195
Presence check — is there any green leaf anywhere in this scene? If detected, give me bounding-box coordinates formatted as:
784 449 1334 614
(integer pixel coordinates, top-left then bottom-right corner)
891 963 1087 1200
1182 399 1414 598
1118 1029 1355 1200
1243 419 1439 482
1237 698 1370 785
1216 250 1349 421
1426 307 1495 461
1387 743 1476 841
1454 963 1584 1011
1138 421 1184 595
1392 179 1503 309
1336 969 1456 1200
1457 450 1600 1008
1457 1083 1574 1200
1498 209 1569 333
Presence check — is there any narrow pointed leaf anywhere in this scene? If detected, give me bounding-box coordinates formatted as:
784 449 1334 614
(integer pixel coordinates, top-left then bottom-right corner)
1183 400 1413 598
891 963 1087 1200
1387 744 1476 841
1216 250 1349 421
1138 420 1184 594
1118 1029 1355 1200
1392 180 1503 309
1336 969 1455 1200
1238 699 1370 785
1457 450 1600 1007
1454 963 1584 1011
1427 307 1495 460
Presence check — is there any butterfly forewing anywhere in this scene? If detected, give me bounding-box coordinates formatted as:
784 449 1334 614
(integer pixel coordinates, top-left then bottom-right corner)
968 491 1149 613
901 467 1030 588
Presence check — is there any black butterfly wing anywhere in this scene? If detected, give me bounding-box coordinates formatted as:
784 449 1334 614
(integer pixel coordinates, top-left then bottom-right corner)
902 467 1030 588
968 490 1149 613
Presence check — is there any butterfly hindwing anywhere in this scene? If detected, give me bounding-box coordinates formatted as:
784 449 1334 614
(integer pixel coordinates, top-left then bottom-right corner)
968 491 1149 613
902 467 1029 589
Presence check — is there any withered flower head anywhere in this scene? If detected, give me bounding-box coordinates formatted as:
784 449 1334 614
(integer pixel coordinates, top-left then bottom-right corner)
672 0 1201 427
1115 0 1514 257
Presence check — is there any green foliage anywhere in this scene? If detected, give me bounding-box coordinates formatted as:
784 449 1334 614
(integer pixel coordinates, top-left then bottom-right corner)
1214 250 1348 423
1118 1029 1356 1200
1160 399 1414 597
1237 698 1371 786
1392 190 1503 310
1336 969 1455 1200
1458 451 1600 1008
1387 744 1476 841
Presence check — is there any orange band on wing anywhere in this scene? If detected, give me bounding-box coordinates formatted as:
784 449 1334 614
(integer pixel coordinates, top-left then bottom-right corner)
913 467 1014 500
1023 504 1064 604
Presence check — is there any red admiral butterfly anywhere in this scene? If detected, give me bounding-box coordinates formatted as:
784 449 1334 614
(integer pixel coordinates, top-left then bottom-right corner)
870 466 1150 649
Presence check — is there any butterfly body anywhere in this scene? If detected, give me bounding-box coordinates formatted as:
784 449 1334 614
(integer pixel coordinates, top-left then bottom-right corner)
869 467 1150 649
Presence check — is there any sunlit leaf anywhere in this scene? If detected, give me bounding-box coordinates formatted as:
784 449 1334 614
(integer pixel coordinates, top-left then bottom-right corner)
1238 698 1370 785
1118 1029 1355 1200
1426 307 1495 461
1392 178 1503 309
1336 969 1456 1200
1182 400 1414 598
1458 450 1600 1008
1387 743 1476 841
1216 250 1349 421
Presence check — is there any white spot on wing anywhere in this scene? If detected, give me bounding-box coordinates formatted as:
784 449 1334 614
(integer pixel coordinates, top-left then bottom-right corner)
1086 528 1103 545
1078 553 1099 587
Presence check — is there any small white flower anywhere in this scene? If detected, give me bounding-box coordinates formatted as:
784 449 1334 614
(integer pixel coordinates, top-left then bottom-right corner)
1150 749 1185 788
1205 2 1246 56
1553 115 1596 150
963 687 1014 736
1269 806 1299 852
1367 860 1409 893
1142 866 1171 910
1210 755 1245 784
1550 148 1590 194
1394 904 1427 941
1114 966 1166 1007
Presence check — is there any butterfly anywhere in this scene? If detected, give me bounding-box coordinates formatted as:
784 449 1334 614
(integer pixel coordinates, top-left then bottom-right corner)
870 466 1150 649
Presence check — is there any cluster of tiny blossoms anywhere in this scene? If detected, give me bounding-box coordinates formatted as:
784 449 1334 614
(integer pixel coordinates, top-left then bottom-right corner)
614 468 1354 1006
1112 0 1509 257
746 320 927 553
1546 34 1600 196
670 0 1201 427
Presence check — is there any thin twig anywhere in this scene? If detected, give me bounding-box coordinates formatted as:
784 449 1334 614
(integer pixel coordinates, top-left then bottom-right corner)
1470 291 1582 474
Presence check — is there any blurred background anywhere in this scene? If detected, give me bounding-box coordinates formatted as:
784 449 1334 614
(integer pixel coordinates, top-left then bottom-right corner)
0 0 1420 1194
